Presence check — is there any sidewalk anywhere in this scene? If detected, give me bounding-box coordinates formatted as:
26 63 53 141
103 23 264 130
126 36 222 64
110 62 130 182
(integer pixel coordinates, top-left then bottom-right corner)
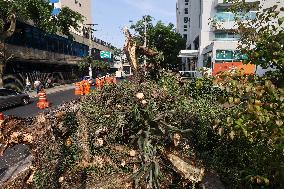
27 83 75 98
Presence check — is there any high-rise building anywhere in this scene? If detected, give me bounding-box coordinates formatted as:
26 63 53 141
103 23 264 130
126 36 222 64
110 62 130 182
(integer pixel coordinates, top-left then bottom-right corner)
52 0 92 36
176 0 284 76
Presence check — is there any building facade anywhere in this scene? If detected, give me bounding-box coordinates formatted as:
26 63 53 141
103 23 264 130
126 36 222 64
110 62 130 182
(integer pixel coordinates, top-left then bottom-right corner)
2 0 114 90
52 0 92 36
176 0 284 76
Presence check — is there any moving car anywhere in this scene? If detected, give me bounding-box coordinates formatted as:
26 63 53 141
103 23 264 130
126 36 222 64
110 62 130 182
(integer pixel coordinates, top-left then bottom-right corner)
0 88 30 109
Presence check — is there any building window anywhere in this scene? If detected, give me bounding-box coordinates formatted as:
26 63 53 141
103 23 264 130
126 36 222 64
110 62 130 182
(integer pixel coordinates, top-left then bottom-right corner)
214 11 257 22
184 8 188 14
185 0 189 2
203 52 212 68
216 50 248 61
184 25 187 28
185 3 188 5
183 34 187 40
184 17 188 23
215 32 240 41
184 29 187 31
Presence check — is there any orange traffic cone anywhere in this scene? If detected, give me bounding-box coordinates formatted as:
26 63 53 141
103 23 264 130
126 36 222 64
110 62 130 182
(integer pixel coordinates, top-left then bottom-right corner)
84 81 91 95
75 82 82 95
37 90 50 109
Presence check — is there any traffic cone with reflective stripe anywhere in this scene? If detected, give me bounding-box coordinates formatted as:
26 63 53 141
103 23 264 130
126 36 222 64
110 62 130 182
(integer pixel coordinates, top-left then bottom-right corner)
75 82 82 95
37 90 50 109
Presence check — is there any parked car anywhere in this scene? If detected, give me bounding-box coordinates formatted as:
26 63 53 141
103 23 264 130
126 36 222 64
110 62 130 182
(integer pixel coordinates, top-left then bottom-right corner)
0 88 30 109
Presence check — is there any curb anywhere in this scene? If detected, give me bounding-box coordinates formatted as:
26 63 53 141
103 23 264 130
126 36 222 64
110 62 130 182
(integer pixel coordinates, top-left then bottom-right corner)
28 85 75 98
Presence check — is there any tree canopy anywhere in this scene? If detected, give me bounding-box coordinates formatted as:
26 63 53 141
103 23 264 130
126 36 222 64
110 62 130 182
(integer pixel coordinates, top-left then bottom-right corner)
0 0 84 87
130 15 186 71
0 0 84 40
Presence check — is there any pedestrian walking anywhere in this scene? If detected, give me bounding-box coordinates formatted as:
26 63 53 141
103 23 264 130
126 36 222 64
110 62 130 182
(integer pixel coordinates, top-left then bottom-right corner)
35 80 44 94
24 77 31 92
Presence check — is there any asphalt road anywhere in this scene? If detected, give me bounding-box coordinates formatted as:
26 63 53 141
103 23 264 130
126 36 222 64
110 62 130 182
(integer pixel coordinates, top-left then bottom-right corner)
0 89 79 185
3 89 78 118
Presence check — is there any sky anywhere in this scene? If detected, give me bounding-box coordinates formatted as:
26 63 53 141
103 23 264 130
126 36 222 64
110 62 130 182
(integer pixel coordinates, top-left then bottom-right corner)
92 0 177 48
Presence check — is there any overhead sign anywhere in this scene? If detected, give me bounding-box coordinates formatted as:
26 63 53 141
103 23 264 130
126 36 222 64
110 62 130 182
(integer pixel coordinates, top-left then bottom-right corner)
100 51 112 59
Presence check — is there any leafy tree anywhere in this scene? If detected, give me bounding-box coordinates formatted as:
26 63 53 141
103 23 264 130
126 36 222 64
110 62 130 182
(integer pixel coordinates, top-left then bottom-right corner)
130 15 186 71
214 0 284 84
0 0 84 87
78 55 109 74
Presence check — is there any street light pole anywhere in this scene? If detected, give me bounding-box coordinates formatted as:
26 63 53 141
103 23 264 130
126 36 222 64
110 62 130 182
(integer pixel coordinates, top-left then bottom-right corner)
84 24 98 79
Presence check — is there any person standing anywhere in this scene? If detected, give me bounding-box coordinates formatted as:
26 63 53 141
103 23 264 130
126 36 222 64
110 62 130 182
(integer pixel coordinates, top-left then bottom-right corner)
25 77 31 92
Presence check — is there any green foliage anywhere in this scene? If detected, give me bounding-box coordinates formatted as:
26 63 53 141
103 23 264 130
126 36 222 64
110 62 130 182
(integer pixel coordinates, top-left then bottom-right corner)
0 0 84 38
188 71 284 188
78 55 110 72
12 73 283 188
220 1 284 82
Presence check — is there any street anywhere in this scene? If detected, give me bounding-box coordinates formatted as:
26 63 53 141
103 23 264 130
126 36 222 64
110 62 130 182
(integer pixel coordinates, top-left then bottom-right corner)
3 89 78 118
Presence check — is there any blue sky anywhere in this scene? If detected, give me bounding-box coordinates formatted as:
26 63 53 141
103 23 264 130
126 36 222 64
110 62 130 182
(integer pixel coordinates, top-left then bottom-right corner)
92 0 176 48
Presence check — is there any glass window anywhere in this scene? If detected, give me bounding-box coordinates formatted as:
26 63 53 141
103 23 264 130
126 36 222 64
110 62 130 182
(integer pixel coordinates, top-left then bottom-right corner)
216 50 248 60
184 17 188 23
183 34 187 40
215 12 235 22
184 25 187 28
215 32 240 41
184 8 188 14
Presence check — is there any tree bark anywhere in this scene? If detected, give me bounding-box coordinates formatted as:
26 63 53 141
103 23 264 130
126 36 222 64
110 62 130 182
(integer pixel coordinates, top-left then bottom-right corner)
123 27 158 82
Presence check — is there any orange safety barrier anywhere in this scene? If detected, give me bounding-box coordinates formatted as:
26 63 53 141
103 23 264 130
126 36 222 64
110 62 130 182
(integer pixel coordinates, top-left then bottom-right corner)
37 90 50 109
79 81 84 95
75 82 83 95
105 76 112 84
112 76 117 84
83 80 91 95
96 78 102 89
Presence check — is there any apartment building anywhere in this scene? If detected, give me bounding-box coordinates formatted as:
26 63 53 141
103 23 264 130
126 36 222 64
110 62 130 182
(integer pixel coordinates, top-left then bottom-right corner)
176 0 284 76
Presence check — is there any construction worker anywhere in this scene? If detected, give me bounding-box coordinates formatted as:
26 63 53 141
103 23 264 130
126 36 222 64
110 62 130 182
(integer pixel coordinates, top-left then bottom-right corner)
95 76 101 89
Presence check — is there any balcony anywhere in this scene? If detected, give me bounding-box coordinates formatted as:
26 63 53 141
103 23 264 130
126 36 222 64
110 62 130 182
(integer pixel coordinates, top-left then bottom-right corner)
215 0 259 8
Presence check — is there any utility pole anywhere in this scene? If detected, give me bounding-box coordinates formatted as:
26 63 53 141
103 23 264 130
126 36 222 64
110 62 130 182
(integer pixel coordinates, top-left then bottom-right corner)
85 24 98 79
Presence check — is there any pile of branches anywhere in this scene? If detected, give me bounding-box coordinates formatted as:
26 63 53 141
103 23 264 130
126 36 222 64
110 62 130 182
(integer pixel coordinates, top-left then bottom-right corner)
0 76 223 189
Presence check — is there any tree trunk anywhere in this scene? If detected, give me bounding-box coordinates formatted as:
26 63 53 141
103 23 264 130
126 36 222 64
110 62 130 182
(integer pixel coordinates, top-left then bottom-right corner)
123 27 158 82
